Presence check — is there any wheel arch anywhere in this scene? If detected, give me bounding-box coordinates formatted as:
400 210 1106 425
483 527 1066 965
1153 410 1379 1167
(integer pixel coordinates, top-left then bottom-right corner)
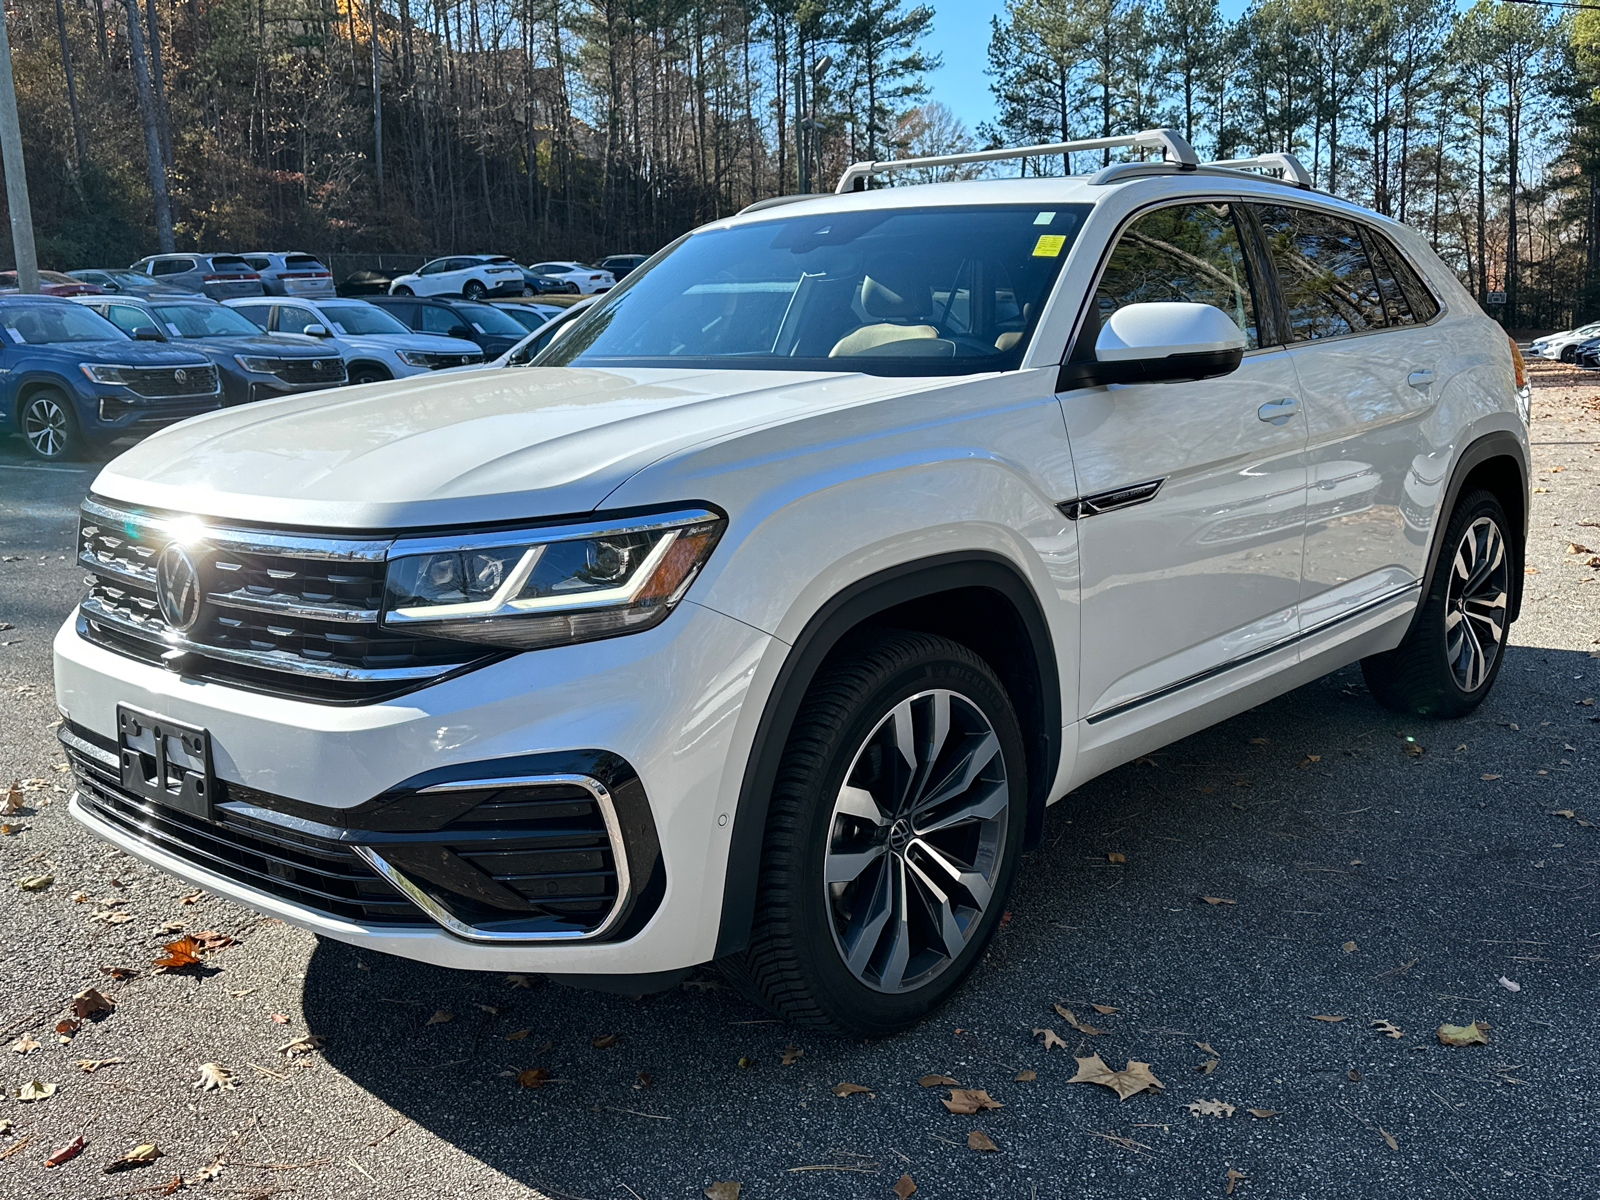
13 372 77 423
712 551 1061 959
346 359 392 382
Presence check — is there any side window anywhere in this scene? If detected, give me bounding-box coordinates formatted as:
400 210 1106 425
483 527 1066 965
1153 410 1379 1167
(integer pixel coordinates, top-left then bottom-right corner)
419 306 460 334
382 302 418 328
244 257 272 272
150 259 184 277
1360 233 1413 326
1092 202 1259 349
1367 229 1441 324
1254 205 1387 340
104 305 148 334
278 305 319 332
231 304 272 328
417 260 445 277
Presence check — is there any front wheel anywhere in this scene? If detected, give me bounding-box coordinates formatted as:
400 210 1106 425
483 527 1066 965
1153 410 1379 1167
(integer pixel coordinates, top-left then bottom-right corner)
1362 488 1513 717
349 364 391 386
724 631 1027 1035
21 389 87 461
463 280 486 300
392 285 414 296
1561 345 1577 363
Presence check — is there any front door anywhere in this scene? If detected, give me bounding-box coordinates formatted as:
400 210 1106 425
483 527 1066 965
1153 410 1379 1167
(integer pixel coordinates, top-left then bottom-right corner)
1060 200 1308 720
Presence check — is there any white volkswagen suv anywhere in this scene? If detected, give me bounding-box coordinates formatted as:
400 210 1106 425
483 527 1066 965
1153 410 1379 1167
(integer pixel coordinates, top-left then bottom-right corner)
55 131 1529 1035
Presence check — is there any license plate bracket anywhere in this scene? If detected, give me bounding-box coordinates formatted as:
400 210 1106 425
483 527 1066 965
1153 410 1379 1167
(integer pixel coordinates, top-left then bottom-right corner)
117 705 214 820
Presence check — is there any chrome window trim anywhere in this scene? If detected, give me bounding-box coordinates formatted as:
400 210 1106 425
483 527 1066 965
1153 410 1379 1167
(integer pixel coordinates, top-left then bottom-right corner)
353 772 633 943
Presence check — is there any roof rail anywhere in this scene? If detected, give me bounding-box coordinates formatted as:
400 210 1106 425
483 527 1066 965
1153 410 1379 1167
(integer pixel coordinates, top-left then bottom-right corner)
1202 153 1314 189
834 128 1199 194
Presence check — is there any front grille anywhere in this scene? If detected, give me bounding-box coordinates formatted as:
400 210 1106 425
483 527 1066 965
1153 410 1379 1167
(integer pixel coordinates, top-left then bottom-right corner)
420 353 483 369
267 358 346 385
76 498 495 704
116 364 221 397
63 729 426 925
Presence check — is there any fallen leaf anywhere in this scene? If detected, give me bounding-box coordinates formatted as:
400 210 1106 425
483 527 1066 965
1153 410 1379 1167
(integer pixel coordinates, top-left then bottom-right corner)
967 1130 999 1152
1091 1004 1118 1015
152 936 204 971
780 1045 803 1065
1347 1068 1362 1082
531 1040 553 1054
942 1088 1003 1113
636 1071 653 1089
196 1157 224 1182
1309 1014 1346 1022
919 1074 958 1087
1437 1020 1490 1046
516 1067 549 1089
1065 1054 1163 1101
178 890 203 905
195 1063 235 1091
1 823 21 835
55 1019 79 1037
832 1081 872 1097
1249 737 1270 745
736 1056 754 1069
1246 1108 1281 1118
1483 774 1504 781
17 874 53 891
92 910 133 925
1 780 21 815
1107 852 1126 863
76 1058 125 1072
1226 1167 1247 1195
505 974 533 988
1053 1005 1107 1035
18 1078 56 1102
426 1010 453 1026
1499 977 1521 992
1034 1026 1069 1049
1402 742 1425 757
72 987 115 1019
1552 809 1574 818
1298 755 1321 768
1196 1041 1218 1056
160 1176 183 1195
1198 1058 1218 1074
1380 1126 1398 1151
1013 1069 1036 1081
505 1029 531 1042
1533 487 1550 494
0 1119 10 1135
189 930 234 950
277 1034 324 1057
11 1034 39 1054
1200 896 1235 905
1185 1098 1235 1118
269 1013 290 1025
1372 1019 1403 1039
893 1173 917 1199
1343 941 1357 952
105 1143 163 1173
99 966 138 980
591 1033 619 1049
703 1183 739 1200
44 1135 83 1167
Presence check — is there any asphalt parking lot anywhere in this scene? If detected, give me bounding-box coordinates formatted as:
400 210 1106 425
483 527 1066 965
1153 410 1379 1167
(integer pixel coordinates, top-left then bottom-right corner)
0 366 1596 1200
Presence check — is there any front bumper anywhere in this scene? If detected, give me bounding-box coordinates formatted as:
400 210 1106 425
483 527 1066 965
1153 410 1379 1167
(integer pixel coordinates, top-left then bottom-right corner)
54 599 772 973
88 391 223 436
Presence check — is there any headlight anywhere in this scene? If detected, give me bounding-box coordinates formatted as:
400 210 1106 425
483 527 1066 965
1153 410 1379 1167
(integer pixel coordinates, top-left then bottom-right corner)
234 355 278 373
381 509 724 649
80 363 128 384
395 350 433 367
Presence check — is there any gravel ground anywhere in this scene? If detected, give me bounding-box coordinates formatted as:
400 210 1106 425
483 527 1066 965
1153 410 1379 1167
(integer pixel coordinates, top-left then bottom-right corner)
0 367 1596 1200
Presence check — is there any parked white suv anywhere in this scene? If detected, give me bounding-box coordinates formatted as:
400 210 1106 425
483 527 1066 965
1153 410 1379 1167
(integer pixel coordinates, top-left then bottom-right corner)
55 130 1529 1035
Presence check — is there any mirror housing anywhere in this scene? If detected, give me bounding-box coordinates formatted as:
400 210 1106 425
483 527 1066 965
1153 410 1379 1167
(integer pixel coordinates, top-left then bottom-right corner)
131 325 164 341
1057 301 1247 390
302 323 332 338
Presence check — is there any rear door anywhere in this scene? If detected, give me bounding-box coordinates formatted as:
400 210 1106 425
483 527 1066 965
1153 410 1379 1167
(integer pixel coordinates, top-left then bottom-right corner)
1059 200 1308 721
1253 204 1445 627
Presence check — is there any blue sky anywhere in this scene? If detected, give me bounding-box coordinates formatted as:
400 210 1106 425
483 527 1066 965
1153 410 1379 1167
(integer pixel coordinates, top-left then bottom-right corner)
922 0 1252 138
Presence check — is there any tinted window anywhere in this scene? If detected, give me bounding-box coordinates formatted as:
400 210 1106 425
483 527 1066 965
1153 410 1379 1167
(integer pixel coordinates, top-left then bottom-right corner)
419 306 464 334
417 260 448 277
243 257 272 271
0 304 126 343
452 301 531 335
284 255 323 269
1092 202 1259 349
104 304 155 334
1367 230 1440 323
151 259 193 276
152 304 264 337
1361 234 1413 326
209 256 252 270
230 304 272 328
1255 205 1388 340
277 305 320 333
380 301 419 327
320 303 408 335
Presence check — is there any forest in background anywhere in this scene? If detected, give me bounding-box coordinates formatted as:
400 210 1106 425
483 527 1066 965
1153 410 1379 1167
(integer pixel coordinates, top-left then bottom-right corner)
3 0 1598 329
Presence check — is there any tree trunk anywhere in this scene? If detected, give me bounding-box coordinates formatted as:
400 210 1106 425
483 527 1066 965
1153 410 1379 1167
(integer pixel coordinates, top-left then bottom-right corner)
54 0 89 170
123 0 174 251
145 0 173 168
371 0 383 200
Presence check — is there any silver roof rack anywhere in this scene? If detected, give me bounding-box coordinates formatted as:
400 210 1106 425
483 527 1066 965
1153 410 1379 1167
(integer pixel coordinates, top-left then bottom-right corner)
1202 153 1314 189
834 128 1199 194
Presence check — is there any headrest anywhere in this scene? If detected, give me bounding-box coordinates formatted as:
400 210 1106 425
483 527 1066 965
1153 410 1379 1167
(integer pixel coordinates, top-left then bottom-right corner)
859 254 929 320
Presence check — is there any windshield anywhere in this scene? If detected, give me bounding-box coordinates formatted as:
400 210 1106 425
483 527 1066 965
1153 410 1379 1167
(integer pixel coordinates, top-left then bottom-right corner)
320 303 408 335
539 204 1088 376
0 304 125 344
452 301 530 336
153 304 264 338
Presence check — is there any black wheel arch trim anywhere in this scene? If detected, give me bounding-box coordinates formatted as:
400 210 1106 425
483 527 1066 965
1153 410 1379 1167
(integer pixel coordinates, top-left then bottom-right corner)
713 551 1061 959
1408 429 1529 636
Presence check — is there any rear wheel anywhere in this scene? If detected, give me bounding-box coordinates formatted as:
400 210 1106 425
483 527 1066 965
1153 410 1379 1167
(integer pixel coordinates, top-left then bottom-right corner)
21 389 87 461
724 631 1026 1035
565 282 580 294
463 280 487 300
392 285 414 296
1560 344 1577 363
1362 488 1512 717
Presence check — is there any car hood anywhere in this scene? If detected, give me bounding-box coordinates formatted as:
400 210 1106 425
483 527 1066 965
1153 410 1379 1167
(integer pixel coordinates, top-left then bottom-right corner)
180 333 330 357
51 339 213 366
340 333 481 354
91 366 937 529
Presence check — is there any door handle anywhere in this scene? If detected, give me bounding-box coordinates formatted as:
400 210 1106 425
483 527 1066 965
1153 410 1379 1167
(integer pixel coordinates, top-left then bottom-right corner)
1407 369 1436 388
1257 397 1298 425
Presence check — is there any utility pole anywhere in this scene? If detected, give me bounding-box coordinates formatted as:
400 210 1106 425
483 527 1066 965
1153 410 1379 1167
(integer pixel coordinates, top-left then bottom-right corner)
0 1 39 292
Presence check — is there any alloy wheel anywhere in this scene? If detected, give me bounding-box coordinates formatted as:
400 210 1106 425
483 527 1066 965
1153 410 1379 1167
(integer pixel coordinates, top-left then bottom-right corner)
23 395 69 458
1445 515 1509 692
823 689 1009 994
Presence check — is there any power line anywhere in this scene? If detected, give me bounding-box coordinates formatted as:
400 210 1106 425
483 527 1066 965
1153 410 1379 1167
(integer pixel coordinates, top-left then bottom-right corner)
1500 0 1600 13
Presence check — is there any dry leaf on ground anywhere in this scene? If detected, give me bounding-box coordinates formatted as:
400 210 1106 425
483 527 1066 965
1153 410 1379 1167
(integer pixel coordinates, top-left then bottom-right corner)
1035 1026 1069 1049
426 1010 453 1026
1 781 21 815
1499 977 1521 992
1226 1167 1247 1195
1309 1014 1346 1022
195 1063 235 1091
942 1088 1003 1113
55 1019 79 1039
189 930 234 950
76 1057 125 1072
1186 1099 1235 1118
517 1067 549 1089
10 1034 39 1054
1380 1127 1398 1151
278 1034 325 1057
100 965 138 980
832 1081 872 1097
1246 1108 1281 1118
967 1130 999 1152
918 1073 958 1087
1200 896 1236 905
1197 1058 1219 1074
1091 1003 1118 1014
780 1044 803 1065
43 1135 83 1167
1372 1020 1403 1039
506 974 533 988
704 1183 739 1200
1342 941 1357 952
1066 1054 1163 1101
591 1033 619 1049
18 1078 56 1102
1437 1021 1490 1046
893 1174 917 1198
505 1029 531 1042
105 1143 163 1173
1107 852 1126 863
1053 1005 1106 1035
152 937 204 971
17 874 53 891
635 1071 652 1089
178 890 203 905
1014 1069 1036 1081
72 987 115 1019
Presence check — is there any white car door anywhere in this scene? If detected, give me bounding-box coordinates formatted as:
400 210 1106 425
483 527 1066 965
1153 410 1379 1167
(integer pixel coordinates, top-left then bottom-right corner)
413 259 460 297
1253 204 1445 629
1059 200 1308 721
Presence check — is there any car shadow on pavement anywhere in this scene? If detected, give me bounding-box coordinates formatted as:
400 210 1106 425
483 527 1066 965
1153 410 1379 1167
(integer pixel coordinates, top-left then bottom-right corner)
302 647 1598 1198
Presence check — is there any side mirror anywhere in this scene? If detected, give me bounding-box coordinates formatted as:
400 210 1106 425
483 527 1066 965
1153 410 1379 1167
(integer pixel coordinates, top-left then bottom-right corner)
1057 302 1246 390
448 324 474 340
131 326 164 341
302 323 332 338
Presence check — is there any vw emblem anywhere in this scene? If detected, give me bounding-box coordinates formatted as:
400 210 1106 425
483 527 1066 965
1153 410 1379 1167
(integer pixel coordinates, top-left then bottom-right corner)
155 543 205 633
173 368 187 384
312 360 322 370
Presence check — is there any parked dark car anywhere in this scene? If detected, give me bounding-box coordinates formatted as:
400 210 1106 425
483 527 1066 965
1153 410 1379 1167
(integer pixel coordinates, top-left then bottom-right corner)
0 295 219 461
488 300 565 332
366 295 530 359
128 253 265 300
596 254 648 280
0 270 106 297
67 269 203 298
76 296 347 407
240 252 336 298
337 269 399 297
1574 338 1600 370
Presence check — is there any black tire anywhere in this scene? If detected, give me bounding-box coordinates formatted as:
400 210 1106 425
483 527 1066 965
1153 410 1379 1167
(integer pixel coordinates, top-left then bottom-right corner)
565 282 580 294
1560 345 1576 363
723 630 1027 1035
20 388 88 461
463 280 487 300
392 285 414 296
1361 487 1513 718
521 286 535 297
349 364 391 386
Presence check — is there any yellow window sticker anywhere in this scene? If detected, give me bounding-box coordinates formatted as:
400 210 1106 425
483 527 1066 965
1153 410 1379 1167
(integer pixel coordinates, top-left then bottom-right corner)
1032 234 1067 257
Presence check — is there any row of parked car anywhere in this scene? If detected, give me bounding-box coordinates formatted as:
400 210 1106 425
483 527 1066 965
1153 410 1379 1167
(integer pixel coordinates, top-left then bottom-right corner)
0 289 588 461
1530 321 1600 368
